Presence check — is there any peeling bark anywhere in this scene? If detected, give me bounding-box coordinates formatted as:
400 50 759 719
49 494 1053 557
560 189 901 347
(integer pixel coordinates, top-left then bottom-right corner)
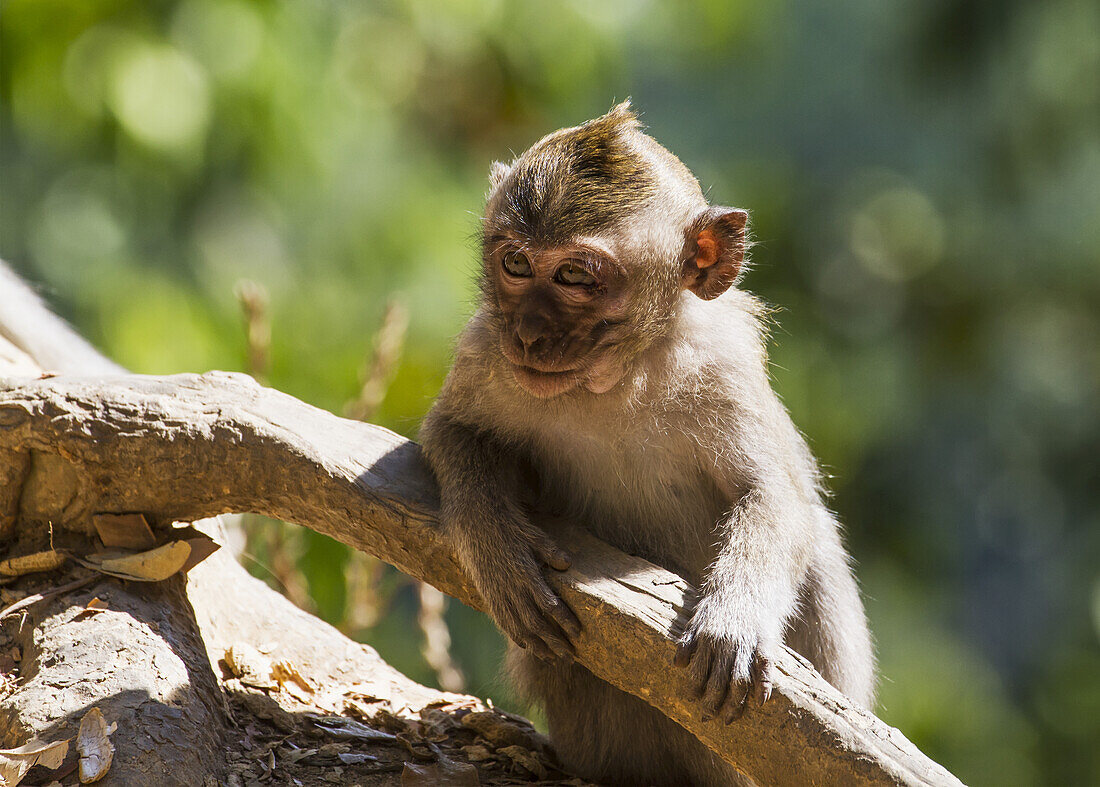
0 371 964 787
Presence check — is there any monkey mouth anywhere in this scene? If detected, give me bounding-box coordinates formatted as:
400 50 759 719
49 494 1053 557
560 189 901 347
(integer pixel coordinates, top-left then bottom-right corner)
510 363 583 398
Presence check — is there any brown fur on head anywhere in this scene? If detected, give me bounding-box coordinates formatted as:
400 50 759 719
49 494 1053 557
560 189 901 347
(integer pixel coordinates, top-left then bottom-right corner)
480 101 750 398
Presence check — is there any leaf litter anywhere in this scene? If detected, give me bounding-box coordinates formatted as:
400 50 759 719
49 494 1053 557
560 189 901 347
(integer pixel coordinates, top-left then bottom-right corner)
217 644 593 786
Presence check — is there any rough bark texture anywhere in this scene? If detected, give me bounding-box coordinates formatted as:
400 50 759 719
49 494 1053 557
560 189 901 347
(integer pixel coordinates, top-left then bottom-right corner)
0 371 964 787
0 332 231 785
1 573 229 785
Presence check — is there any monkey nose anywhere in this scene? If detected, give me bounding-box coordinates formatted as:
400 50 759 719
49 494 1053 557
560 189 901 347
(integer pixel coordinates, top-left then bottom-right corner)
515 319 546 350
515 331 541 355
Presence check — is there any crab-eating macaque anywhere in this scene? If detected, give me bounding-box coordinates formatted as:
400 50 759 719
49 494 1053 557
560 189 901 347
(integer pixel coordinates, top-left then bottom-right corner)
419 102 875 786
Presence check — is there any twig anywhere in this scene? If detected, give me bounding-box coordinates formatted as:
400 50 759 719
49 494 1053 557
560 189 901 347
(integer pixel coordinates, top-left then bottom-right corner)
417 582 465 692
0 574 97 621
345 298 408 422
235 280 271 385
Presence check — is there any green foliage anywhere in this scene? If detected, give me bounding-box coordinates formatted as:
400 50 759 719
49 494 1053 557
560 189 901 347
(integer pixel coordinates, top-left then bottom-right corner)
3 0 1098 783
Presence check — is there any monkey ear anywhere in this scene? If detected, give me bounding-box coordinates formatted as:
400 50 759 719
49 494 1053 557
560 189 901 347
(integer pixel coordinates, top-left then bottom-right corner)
682 208 749 300
489 161 512 190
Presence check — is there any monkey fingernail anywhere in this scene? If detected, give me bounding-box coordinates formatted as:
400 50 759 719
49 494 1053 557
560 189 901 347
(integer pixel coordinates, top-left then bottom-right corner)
724 700 748 724
673 644 693 668
758 682 773 706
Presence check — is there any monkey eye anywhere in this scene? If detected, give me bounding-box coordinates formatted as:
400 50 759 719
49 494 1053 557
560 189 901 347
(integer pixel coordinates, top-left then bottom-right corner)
554 260 596 287
501 250 533 277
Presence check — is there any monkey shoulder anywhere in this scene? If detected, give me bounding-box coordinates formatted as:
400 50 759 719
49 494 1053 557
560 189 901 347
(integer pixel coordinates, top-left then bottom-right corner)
657 291 772 408
654 292 822 486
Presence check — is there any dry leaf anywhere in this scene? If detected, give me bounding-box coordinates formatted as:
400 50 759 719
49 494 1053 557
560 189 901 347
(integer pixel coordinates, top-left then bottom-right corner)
0 550 65 577
272 660 314 702
498 745 547 780
419 708 458 742
76 708 114 783
401 759 479 786
0 738 69 787
92 513 156 550
309 715 399 743
224 644 275 689
178 536 220 574
460 712 540 750
280 748 316 765
82 541 191 582
73 597 110 622
461 744 494 762
157 526 221 573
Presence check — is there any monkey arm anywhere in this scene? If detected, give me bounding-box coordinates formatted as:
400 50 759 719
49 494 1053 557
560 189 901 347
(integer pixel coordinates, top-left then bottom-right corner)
419 409 581 661
675 480 810 722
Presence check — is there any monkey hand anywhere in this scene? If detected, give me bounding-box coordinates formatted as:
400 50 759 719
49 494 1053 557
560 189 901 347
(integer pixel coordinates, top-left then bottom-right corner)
465 521 581 663
673 595 777 723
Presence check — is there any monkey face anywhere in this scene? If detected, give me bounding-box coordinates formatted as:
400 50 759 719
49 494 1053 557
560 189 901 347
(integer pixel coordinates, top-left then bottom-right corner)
476 102 749 399
486 235 635 398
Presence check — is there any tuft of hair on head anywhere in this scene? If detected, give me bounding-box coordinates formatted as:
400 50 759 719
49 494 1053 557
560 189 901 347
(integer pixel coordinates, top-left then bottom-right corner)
588 99 641 132
490 99 659 243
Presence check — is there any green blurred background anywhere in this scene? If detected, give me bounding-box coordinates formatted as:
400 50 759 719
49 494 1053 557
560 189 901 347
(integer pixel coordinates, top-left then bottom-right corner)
2 0 1098 783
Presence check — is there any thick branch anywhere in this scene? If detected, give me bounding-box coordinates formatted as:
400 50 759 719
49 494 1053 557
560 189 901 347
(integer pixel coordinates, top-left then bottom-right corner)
0 372 963 787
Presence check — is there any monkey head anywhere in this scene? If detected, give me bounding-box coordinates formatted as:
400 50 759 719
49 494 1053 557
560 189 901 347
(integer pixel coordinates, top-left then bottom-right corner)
481 101 748 399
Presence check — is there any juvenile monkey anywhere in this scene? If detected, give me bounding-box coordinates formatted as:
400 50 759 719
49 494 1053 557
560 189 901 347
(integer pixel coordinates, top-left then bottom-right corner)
420 102 875 786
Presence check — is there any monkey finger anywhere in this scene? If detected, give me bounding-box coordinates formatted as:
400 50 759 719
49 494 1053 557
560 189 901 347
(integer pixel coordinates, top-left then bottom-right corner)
535 618 576 661
521 595 576 660
528 573 581 640
752 653 774 707
545 549 572 572
689 647 716 697
723 686 752 724
546 595 582 639
526 636 557 662
499 618 531 652
531 534 572 572
699 657 733 720
673 636 697 668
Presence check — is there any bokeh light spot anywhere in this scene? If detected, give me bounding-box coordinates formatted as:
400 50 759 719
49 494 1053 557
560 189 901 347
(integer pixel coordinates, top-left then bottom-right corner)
108 43 211 152
850 187 945 283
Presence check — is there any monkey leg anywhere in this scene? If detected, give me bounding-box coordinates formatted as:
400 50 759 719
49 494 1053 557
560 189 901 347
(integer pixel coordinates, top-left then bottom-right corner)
785 527 877 709
507 646 750 786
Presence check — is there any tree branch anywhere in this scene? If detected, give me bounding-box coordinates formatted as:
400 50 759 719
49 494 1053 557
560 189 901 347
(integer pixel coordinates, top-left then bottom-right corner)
0 371 963 787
